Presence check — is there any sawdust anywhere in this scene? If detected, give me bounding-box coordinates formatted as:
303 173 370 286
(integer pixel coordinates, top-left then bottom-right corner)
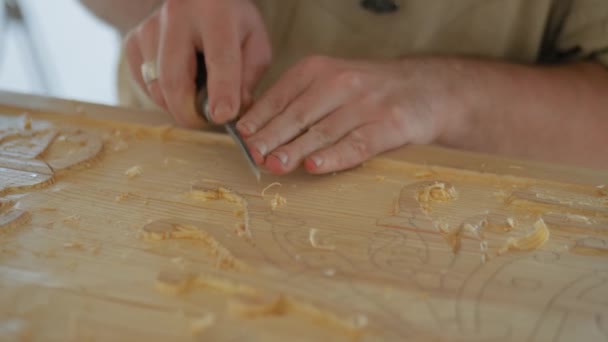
498 218 550 255
189 185 252 239
154 270 369 336
416 181 458 213
125 165 143 179
142 220 247 270
309 228 336 251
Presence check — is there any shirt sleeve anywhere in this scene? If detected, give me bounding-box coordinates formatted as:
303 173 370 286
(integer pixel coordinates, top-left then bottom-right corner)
556 0 608 66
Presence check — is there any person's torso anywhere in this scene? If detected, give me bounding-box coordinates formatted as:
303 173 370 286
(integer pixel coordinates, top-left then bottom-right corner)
253 0 557 93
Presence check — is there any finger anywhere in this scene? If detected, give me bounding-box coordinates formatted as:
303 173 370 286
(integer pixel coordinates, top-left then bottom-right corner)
199 16 242 124
240 29 271 109
125 32 147 98
264 103 369 175
137 16 167 110
245 76 355 167
304 120 406 174
237 55 331 137
158 6 205 128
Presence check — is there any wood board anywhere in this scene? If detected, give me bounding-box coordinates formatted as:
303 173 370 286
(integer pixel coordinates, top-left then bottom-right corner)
0 92 607 341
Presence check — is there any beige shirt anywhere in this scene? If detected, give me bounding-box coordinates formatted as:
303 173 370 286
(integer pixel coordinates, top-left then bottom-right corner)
117 0 608 110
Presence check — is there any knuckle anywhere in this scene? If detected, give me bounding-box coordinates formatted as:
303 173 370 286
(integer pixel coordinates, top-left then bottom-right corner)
292 110 311 129
347 131 370 158
267 95 287 114
308 124 334 145
333 70 363 89
387 104 407 133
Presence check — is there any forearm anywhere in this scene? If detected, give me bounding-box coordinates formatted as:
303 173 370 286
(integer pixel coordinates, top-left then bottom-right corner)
79 0 163 35
438 58 608 169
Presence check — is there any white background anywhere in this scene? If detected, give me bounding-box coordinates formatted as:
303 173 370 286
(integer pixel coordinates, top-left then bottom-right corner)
0 0 120 105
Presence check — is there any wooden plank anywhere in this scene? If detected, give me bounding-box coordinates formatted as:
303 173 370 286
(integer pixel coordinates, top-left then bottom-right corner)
0 95 607 341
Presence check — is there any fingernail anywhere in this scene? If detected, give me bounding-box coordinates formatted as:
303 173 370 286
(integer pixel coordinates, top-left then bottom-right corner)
237 121 256 135
254 141 268 156
310 156 323 168
272 151 289 166
214 102 232 121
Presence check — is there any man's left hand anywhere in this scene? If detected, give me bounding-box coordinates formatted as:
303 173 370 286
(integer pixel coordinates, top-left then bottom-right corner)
237 55 464 175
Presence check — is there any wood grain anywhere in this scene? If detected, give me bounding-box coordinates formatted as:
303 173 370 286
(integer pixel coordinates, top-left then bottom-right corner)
0 93 607 341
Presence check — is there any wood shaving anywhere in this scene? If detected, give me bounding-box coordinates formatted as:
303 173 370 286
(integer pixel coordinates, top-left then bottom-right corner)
598 185 607 196
507 217 515 228
270 193 287 211
414 170 435 178
261 182 282 197
63 215 81 227
190 313 216 336
565 214 592 224
227 293 286 318
63 242 85 250
22 113 32 130
114 192 133 202
125 166 143 179
155 270 196 295
435 221 461 254
498 218 550 255
416 181 458 212
112 140 129 152
309 228 335 251
375 176 386 182
324 269 336 277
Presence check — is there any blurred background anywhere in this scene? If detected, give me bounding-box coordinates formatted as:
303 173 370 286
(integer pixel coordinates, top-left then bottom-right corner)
0 0 120 105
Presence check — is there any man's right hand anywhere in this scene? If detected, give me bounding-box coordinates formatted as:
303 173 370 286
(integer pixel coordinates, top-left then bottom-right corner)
125 0 271 127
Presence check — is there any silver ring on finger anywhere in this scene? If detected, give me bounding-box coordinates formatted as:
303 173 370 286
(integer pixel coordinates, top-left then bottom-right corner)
141 60 159 84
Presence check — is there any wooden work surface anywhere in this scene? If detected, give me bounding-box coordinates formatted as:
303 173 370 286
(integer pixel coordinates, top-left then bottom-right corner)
0 91 607 341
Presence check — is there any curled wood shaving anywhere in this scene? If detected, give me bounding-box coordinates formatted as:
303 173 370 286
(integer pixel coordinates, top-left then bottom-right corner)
598 185 607 196
125 166 143 179
498 218 550 255
261 182 282 197
309 228 335 251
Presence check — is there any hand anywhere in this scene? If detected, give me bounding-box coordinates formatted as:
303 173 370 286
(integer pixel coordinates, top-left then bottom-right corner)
237 56 463 175
124 0 271 127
